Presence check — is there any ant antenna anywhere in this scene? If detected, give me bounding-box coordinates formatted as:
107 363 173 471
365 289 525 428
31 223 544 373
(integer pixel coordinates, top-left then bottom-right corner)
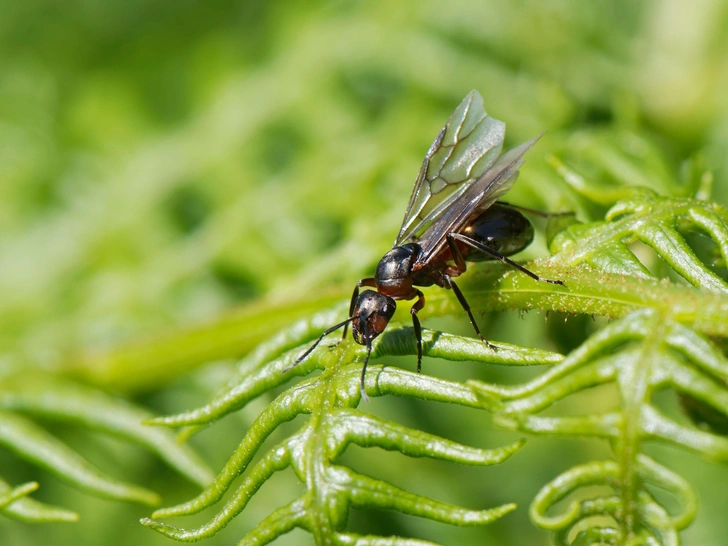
361 322 373 402
283 317 353 373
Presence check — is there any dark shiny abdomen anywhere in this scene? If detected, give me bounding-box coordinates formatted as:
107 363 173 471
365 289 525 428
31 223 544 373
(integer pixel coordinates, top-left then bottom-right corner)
459 203 534 261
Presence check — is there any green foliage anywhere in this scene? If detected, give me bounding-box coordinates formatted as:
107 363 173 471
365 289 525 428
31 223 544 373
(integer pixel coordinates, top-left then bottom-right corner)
0 369 212 522
135 184 728 544
142 316 562 544
473 308 728 544
4 1 728 545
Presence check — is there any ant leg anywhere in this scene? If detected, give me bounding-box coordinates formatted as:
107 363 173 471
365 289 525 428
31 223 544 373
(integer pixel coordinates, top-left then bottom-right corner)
410 290 425 373
442 273 497 351
283 317 353 373
448 233 565 286
446 232 468 274
339 278 376 345
360 323 373 402
497 201 572 218
444 236 496 349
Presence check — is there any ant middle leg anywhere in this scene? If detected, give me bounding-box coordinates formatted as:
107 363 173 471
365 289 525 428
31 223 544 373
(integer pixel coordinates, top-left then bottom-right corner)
410 289 425 373
444 236 497 350
442 274 498 351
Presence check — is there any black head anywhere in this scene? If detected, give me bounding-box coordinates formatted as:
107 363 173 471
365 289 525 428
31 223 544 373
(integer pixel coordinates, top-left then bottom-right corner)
351 290 397 345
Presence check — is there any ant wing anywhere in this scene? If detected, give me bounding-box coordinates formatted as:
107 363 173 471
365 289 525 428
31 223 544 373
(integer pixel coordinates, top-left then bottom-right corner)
394 90 506 247
413 134 542 267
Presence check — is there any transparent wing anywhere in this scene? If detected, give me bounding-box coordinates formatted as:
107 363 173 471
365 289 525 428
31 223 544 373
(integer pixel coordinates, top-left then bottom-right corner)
413 135 542 267
394 90 506 247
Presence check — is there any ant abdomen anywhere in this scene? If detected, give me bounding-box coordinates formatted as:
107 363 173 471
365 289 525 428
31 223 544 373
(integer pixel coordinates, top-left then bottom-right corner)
461 203 534 260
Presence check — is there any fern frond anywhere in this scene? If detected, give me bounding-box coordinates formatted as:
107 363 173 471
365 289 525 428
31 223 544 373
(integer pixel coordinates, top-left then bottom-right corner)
139 183 728 545
0 477 78 523
0 371 213 521
442 194 728 338
143 323 562 544
530 455 696 546
0 481 39 510
549 192 728 290
0 409 159 505
470 307 727 543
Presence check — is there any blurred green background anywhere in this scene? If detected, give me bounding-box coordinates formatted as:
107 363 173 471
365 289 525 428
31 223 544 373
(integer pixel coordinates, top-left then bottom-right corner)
2 1 728 545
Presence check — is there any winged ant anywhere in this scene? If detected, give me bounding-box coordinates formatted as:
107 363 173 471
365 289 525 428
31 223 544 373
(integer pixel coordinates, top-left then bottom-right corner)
284 91 564 399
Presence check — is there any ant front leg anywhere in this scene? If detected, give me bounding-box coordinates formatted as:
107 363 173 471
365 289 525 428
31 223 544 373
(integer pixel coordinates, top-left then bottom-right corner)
410 289 425 373
445 235 497 350
448 232 564 286
337 278 377 346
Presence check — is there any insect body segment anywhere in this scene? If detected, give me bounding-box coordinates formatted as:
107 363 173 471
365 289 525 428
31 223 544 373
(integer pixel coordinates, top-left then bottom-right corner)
455 203 534 260
374 244 421 299
351 291 397 346
286 90 565 400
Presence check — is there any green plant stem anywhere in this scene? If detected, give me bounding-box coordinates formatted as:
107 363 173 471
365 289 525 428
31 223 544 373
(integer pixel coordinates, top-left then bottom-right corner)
456 264 728 335
64 291 345 392
64 261 728 394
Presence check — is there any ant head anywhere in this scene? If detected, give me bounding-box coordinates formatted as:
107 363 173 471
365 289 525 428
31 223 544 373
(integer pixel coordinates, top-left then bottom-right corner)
352 290 397 345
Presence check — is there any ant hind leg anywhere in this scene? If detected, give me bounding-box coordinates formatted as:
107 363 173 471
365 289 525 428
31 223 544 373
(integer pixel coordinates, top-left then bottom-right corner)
448 233 564 286
410 290 425 373
443 274 498 351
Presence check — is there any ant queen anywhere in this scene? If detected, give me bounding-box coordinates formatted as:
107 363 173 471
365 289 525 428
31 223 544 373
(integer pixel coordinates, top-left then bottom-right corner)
285 90 564 399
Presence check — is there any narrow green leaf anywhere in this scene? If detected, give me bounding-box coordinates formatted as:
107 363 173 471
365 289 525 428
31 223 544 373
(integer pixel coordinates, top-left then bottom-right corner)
0 410 159 505
0 481 38 509
335 534 442 546
0 477 78 523
342 467 516 525
0 373 212 487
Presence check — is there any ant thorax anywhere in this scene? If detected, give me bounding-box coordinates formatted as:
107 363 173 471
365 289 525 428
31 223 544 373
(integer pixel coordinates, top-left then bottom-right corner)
373 243 421 300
